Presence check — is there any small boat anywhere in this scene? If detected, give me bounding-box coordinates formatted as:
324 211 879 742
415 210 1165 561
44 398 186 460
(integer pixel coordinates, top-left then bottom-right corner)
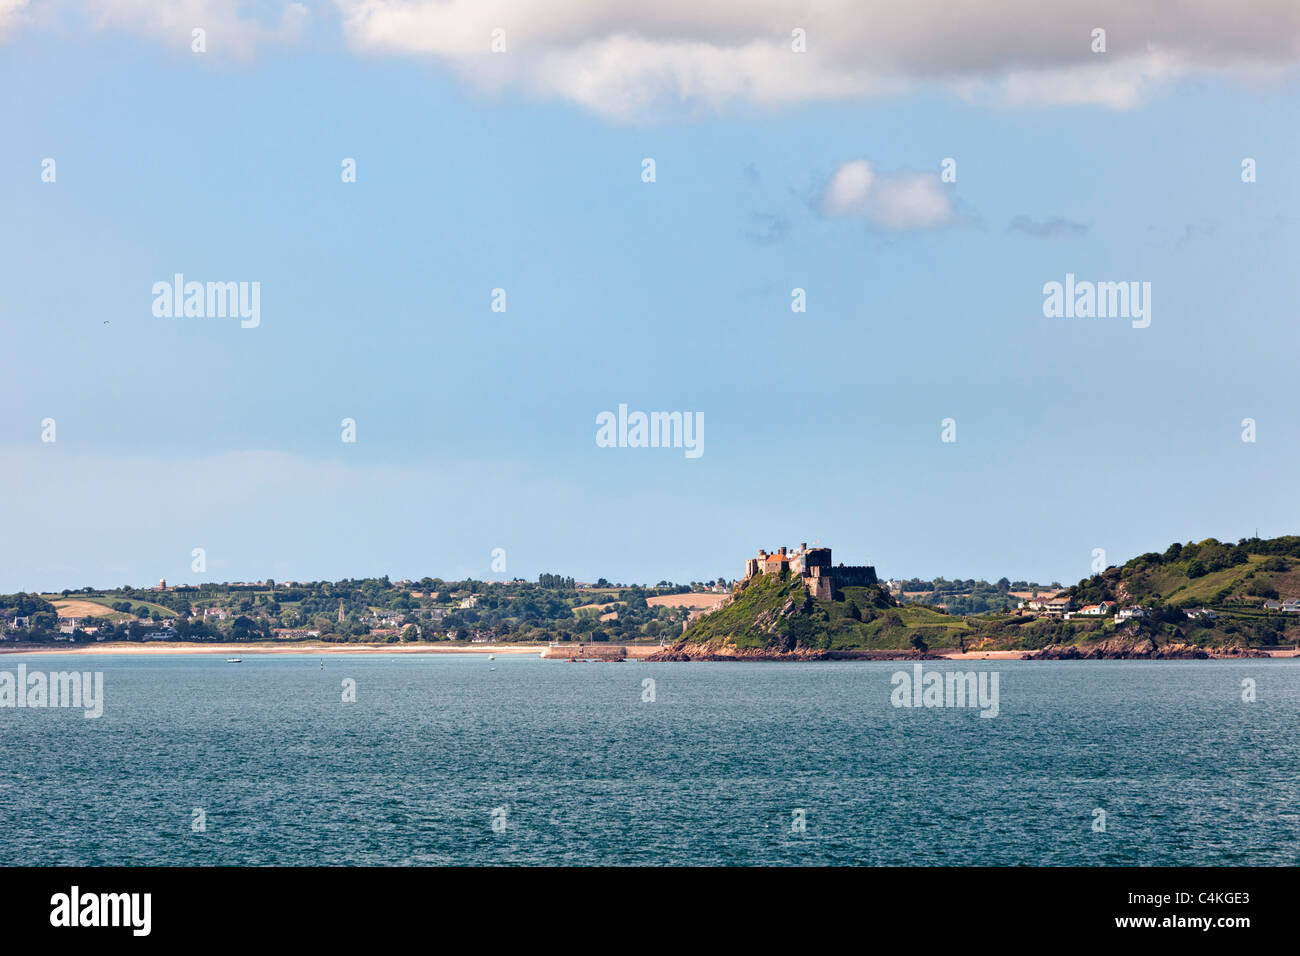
488 655 495 661
226 658 242 663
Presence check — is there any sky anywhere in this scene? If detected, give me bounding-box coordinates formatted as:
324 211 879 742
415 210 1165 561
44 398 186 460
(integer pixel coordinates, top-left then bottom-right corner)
1 1 1298 592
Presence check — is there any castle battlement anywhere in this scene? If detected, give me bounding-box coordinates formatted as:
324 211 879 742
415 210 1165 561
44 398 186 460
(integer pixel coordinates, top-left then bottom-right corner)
743 543 877 600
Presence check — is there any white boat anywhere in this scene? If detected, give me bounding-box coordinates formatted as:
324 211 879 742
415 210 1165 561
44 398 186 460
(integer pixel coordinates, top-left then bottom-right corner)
226 658 242 663
488 655 495 661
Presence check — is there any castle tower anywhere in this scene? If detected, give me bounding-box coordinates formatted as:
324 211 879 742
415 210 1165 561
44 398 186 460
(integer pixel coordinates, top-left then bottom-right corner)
338 599 345 623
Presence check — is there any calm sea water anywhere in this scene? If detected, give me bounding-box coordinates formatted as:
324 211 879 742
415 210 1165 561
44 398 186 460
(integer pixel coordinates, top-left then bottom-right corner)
1 654 1297 865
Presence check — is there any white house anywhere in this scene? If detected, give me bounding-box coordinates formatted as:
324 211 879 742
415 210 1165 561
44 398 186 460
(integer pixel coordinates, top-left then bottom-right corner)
1027 597 1075 618
1077 601 1115 616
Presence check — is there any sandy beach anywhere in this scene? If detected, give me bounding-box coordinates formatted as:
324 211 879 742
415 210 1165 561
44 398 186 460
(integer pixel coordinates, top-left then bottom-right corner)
0 641 669 658
0 641 546 656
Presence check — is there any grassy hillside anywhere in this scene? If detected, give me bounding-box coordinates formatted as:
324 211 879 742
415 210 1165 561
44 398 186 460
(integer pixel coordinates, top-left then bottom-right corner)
1070 536 1300 607
675 536 1300 656
679 572 808 650
678 571 970 652
44 595 179 620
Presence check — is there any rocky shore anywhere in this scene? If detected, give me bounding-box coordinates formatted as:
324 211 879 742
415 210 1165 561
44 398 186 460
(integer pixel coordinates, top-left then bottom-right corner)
647 642 831 662
646 642 942 662
1028 633 1269 660
646 633 1274 662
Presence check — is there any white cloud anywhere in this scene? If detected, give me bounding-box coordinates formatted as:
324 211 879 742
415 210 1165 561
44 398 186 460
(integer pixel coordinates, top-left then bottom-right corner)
961 49 1189 110
83 0 309 58
821 160 953 230
0 0 30 38
524 36 904 118
5 1 1299 113
333 0 1300 117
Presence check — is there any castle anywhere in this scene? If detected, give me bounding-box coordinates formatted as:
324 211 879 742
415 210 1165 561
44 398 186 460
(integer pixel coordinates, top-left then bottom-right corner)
743 543 878 600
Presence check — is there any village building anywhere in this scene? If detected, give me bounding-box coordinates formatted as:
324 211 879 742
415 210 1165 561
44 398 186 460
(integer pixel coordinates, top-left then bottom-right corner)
1076 601 1116 617
1023 596 1075 618
1261 599 1300 612
1114 606 1149 623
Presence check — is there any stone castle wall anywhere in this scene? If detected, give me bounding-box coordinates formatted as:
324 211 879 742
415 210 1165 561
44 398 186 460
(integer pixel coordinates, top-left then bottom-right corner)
744 546 877 601
830 566 878 589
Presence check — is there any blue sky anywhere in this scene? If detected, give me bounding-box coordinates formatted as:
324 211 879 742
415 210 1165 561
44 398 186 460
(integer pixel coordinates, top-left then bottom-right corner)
2 3 1298 591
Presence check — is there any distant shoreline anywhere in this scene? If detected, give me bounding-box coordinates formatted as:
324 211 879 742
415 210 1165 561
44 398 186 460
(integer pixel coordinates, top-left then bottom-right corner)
0 642 1293 660
0 641 551 656
937 648 1299 660
649 645 1300 662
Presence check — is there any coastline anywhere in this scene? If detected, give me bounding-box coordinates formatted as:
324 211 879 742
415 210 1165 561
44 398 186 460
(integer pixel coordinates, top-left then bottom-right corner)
0 641 552 656
647 643 1300 662
939 648 1298 659
0 642 1293 660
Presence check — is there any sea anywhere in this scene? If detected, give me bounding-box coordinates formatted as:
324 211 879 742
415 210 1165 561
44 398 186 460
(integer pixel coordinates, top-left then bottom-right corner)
1 653 1296 865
